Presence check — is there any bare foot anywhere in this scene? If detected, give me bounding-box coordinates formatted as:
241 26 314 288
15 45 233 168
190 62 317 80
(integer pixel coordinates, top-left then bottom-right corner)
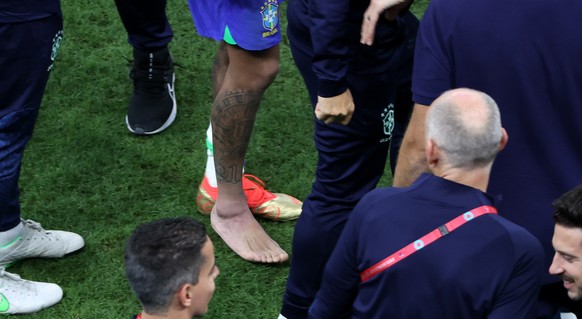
211 205 289 263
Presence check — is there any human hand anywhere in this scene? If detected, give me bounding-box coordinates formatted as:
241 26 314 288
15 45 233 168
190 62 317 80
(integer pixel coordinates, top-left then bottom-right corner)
315 89 355 125
361 0 411 46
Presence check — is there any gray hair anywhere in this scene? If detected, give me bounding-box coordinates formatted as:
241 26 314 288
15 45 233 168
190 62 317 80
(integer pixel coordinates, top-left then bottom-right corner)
426 89 502 168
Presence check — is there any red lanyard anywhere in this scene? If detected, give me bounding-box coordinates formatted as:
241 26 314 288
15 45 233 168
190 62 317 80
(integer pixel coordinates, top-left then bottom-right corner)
360 205 497 282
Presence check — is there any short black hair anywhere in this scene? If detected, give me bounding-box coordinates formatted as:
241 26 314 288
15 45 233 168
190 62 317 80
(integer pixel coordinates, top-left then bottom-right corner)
553 185 582 228
124 217 208 315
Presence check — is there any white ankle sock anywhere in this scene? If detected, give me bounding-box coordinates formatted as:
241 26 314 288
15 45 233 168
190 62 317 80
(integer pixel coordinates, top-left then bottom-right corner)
205 124 218 188
0 222 23 247
277 314 288 319
204 123 245 188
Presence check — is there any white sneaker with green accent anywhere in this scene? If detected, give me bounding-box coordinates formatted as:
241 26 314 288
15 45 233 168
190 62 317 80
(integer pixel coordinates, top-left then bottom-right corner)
0 268 63 314
0 219 85 267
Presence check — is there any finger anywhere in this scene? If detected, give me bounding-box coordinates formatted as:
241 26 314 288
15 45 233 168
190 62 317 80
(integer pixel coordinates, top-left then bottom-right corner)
340 113 353 125
360 7 381 46
314 107 325 120
341 107 354 125
315 108 334 124
324 116 336 125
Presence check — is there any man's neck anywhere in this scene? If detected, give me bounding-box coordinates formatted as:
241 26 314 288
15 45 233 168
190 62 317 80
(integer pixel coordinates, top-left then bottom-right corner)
434 166 491 193
139 309 190 319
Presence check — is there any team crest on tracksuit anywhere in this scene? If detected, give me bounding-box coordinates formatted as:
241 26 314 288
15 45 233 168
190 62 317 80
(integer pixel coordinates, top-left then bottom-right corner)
380 104 394 143
261 0 279 37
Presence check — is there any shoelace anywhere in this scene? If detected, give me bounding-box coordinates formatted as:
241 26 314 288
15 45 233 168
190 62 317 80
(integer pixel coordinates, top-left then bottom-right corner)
0 268 22 281
129 52 173 96
131 69 172 96
242 174 274 205
131 67 171 83
22 219 52 235
0 268 38 292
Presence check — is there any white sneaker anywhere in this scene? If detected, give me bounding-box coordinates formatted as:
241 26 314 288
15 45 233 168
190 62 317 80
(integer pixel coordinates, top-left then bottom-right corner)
0 268 63 314
0 219 85 267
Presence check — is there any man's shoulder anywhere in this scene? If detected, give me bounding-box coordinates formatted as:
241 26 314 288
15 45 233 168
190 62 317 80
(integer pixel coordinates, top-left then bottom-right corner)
358 175 453 215
488 215 544 259
358 186 412 211
352 185 423 225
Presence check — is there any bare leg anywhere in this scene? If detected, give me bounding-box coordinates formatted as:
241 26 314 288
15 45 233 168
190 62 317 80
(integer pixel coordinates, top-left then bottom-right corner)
210 43 287 263
202 42 230 187
212 42 229 99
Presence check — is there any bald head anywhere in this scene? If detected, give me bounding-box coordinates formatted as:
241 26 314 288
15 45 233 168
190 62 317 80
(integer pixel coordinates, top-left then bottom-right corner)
426 88 503 169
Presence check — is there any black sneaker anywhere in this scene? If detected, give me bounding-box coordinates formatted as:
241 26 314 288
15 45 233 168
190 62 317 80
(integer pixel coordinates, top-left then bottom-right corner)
125 47 177 135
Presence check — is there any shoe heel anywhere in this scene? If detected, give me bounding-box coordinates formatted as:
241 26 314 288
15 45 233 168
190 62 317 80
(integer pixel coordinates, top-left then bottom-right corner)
195 188 214 215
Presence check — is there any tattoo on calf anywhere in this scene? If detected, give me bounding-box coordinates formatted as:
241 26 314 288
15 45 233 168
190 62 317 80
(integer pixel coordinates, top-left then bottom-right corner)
212 90 261 184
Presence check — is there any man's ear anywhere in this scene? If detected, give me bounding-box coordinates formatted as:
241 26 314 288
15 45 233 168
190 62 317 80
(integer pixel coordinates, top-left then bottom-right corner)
177 283 193 307
498 128 509 152
426 139 439 167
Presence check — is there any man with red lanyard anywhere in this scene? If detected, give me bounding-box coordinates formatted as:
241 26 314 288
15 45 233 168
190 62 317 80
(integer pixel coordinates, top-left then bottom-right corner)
309 89 544 318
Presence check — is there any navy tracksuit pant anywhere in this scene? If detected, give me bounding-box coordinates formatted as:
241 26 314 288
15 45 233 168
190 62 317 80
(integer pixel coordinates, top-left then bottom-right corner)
114 0 172 50
281 9 419 318
0 12 63 231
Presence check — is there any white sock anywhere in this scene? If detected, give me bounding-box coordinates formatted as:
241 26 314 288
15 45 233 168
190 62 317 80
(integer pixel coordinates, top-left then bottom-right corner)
277 315 288 319
204 123 245 188
0 222 24 247
204 124 218 188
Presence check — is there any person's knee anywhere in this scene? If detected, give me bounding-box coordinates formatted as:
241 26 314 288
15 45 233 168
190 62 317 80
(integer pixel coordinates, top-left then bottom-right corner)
249 56 279 91
226 44 280 91
263 56 280 81
225 58 279 92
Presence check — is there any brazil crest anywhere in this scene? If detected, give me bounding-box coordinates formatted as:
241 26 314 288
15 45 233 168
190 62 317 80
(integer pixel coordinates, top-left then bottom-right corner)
261 0 279 37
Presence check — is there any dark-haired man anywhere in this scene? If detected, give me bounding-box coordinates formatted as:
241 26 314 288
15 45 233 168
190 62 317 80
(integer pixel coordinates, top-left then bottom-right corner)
125 217 219 319
550 185 582 315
